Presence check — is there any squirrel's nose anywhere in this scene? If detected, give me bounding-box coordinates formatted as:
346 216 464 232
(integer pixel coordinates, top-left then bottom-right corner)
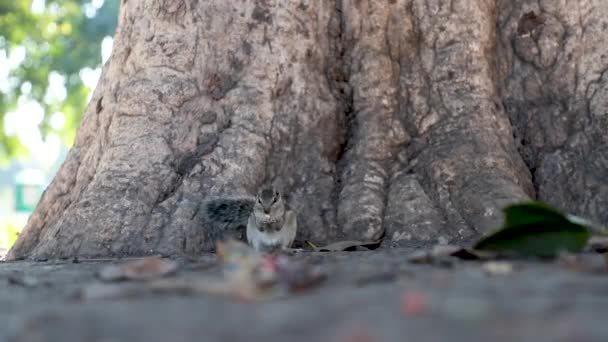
263 208 270 214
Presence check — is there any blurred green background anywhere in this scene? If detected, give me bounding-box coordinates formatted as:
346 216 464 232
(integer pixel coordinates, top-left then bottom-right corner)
0 0 118 255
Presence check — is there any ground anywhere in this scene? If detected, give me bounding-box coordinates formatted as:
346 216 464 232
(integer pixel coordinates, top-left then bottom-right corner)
1 249 607 341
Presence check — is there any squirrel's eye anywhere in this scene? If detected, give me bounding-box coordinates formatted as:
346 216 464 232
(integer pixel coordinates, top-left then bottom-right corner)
257 198 262 204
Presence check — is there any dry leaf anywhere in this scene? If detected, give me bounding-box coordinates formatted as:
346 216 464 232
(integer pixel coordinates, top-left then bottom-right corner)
98 257 179 282
556 253 608 273
274 255 326 291
219 240 326 297
588 236 608 253
85 240 325 302
407 245 493 264
304 240 318 249
481 261 514 275
312 239 382 252
215 239 326 300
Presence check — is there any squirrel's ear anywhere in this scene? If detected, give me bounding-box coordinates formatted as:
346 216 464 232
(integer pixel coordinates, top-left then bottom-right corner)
271 181 285 194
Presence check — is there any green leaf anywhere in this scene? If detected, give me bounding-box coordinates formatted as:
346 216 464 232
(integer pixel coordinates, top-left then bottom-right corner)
473 202 590 257
502 202 568 227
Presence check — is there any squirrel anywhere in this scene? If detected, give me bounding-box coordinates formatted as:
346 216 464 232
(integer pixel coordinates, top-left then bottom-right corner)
203 185 298 252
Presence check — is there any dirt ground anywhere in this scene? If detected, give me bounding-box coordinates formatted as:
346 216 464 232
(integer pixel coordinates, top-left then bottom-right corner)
1 249 608 342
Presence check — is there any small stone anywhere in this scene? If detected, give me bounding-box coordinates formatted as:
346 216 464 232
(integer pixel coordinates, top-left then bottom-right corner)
436 236 449 245
482 261 514 275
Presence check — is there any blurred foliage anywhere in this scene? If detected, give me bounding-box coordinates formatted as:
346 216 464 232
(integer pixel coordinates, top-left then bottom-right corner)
0 0 118 162
0 221 20 250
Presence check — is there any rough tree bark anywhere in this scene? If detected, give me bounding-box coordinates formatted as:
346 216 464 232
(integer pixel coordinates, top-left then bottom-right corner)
7 0 608 260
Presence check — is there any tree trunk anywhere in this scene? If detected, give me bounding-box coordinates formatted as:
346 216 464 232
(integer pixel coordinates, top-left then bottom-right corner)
7 0 608 260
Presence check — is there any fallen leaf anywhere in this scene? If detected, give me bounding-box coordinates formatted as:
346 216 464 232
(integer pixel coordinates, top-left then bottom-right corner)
215 239 324 301
274 255 326 291
556 252 608 274
75 277 234 302
82 240 325 303
98 257 179 282
407 244 494 264
566 214 608 235
588 236 608 253
473 202 590 257
407 246 457 265
312 239 382 252
481 261 513 276
304 240 318 249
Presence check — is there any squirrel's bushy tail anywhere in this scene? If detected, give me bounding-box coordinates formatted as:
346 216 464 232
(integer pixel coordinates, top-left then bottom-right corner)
204 198 254 226
203 198 254 245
